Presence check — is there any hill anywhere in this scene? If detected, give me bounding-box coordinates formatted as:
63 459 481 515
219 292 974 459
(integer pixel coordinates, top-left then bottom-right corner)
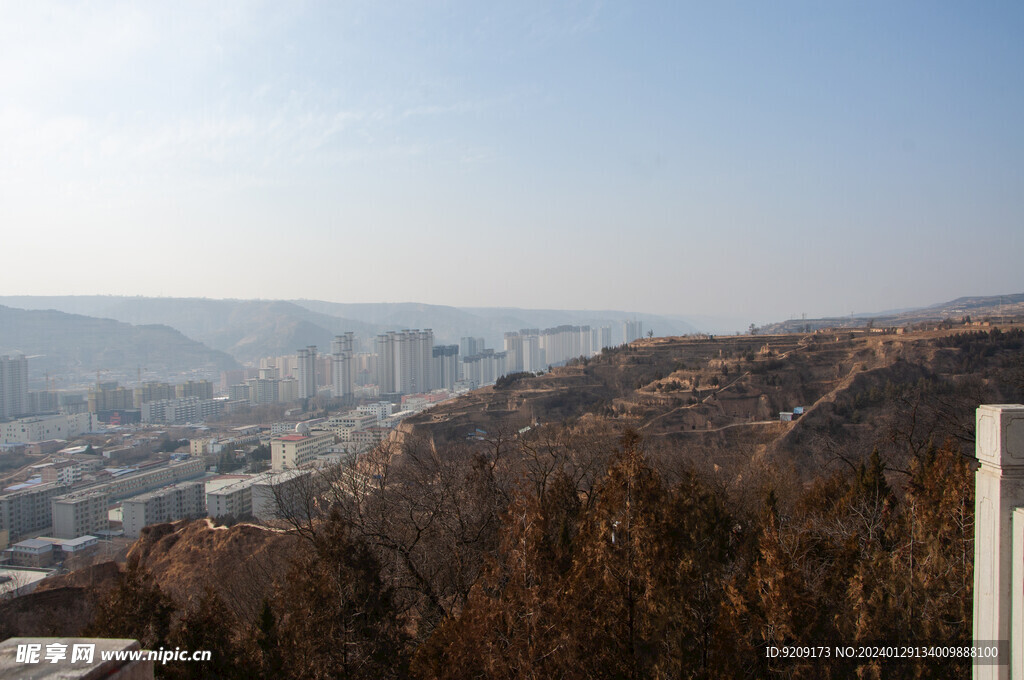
0 295 696 363
0 305 240 378
399 322 1024 475
11 323 1020 676
0 296 380 364
759 292 1024 334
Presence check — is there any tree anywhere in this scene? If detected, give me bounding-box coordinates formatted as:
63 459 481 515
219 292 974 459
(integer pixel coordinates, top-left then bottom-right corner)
87 560 176 650
250 444 271 461
656 470 737 677
274 509 408 679
217 450 243 473
413 490 564 680
166 588 248 680
562 430 666 680
254 599 284 680
342 436 509 630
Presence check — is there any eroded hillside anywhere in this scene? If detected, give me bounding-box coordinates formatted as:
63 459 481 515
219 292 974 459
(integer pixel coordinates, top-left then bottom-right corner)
400 324 1024 476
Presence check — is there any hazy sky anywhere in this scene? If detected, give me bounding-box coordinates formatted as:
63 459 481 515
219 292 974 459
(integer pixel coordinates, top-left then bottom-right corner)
1 1 1021 323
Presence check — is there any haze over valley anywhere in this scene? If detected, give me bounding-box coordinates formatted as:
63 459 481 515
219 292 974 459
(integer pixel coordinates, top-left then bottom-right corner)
1 2 1022 677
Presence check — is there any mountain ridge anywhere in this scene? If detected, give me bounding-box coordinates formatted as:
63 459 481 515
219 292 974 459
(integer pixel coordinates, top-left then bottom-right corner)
0 305 240 380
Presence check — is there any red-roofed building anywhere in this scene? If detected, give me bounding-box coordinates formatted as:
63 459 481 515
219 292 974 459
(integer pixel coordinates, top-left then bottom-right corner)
271 431 335 471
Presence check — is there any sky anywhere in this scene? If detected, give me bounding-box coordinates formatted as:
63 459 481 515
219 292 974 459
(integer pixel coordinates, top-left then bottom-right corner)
1 1 1022 324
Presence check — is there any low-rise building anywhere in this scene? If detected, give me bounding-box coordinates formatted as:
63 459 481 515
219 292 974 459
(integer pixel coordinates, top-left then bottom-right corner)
122 481 206 538
51 489 109 539
271 432 335 471
270 422 293 435
356 401 393 423
251 469 313 521
351 427 389 450
101 458 206 501
49 535 100 567
39 457 101 486
0 567 52 598
141 397 225 424
5 535 100 568
0 483 67 542
7 538 56 567
328 412 377 432
206 469 313 521
190 438 215 456
206 477 256 519
0 413 97 446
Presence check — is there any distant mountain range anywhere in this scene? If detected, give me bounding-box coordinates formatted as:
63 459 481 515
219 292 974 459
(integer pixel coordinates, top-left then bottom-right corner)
758 293 1024 334
0 305 240 379
0 296 697 364
5 293 1013 374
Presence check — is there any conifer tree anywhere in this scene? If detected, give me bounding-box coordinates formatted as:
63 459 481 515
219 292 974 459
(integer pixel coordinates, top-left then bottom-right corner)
275 509 408 679
87 559 176 651
563 429 666 680
167 587 247 680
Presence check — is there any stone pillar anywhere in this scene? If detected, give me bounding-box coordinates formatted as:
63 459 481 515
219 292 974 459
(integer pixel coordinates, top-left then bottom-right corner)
974 404 1024 680
1012 508 1024 678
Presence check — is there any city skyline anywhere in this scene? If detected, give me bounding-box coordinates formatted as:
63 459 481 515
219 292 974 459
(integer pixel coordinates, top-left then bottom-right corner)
1 2 1022 323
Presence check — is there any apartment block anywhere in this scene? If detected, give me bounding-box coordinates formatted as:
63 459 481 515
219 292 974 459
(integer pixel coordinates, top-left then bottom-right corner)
331 333 355 399
297 346 318 398
35 456 103 486
206 477 256 519
51 489 109 539
0 354 29 419
0 413 97 446
141 397 224 424
207 469 312 521
122 481 206 538
375 330 434 394
0 483 67 542
271 432 335 471
432 345 459 391
176 380 214 400
251 469 313 521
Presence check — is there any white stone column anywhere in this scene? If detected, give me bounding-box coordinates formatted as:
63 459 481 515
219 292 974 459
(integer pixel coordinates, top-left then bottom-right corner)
1012 508 1024 679
974 404 1024 680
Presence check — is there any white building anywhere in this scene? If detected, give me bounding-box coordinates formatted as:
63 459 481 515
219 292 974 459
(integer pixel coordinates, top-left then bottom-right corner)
460 337 485 357
206 469 312 521
504 332 524 373
0 483 67 542
122 481 206 538
228 383 250 402
100 458 206 501
623 319 644 343
271 431 335 471
51 489 109 539
331 333 355 399
297 346 318 399
0 413 97 446
206 476 257 519
432 345 459 391
245 377 280 405
140 397 224 424
460 350 507 387
251 469 313 521
278 377 299 404
357 401 394 423
0 354 29 419
538 325 592 366
375 330 433 394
